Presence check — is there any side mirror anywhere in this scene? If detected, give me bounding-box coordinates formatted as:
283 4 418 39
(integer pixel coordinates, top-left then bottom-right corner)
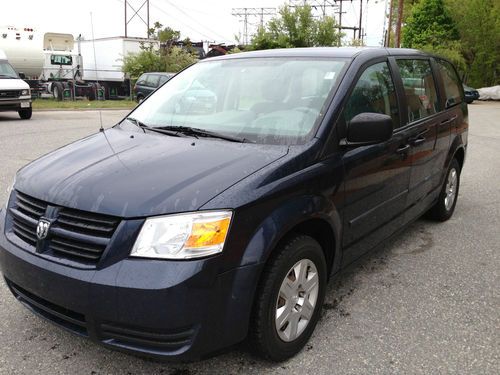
18 72 26 79
344 112 393 146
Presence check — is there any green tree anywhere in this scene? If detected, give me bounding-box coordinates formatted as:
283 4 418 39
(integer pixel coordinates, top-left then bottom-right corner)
123 22 197 80
402 0 459 46
401 0 464 73
446 0 500 87
250 5 342 50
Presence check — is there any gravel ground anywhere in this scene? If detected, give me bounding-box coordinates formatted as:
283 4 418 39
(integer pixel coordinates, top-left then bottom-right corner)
0 104 498 374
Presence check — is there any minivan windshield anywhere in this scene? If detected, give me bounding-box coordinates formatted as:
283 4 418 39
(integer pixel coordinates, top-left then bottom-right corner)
128 57 347 144
0 61 18 79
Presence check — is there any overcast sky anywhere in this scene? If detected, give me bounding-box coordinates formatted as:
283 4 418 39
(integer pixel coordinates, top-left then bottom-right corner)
0 0 387 46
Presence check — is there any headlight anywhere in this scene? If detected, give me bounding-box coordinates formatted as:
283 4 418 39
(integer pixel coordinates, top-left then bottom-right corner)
131 211 232 259
21 89 30 96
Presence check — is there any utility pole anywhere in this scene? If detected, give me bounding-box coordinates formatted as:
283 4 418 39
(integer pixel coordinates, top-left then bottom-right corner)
395 0 404 47
124 0 150 38
125 0 127 37
358 0 363 40
231 8 276 45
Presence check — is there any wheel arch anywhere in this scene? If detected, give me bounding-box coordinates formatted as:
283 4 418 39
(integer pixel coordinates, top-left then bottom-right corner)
239 195 343 279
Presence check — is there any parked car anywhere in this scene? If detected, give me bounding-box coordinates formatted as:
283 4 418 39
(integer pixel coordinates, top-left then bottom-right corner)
0 49 32 119
133 72 175 102
0 48 468 362
463 84 480 104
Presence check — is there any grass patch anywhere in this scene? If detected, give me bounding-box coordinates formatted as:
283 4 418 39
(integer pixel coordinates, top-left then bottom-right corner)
32 98 136 110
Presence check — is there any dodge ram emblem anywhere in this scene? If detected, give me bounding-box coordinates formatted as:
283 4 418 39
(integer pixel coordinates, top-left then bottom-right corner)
36 219 51 240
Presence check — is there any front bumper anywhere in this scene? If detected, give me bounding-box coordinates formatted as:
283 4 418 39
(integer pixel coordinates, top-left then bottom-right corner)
0 98 31 112
0 208 262 361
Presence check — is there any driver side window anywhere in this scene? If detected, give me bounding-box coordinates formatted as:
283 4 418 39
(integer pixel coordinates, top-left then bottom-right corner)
344 62 399 127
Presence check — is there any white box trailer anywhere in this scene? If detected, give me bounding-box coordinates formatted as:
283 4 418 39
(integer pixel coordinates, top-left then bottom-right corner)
78 36 157 98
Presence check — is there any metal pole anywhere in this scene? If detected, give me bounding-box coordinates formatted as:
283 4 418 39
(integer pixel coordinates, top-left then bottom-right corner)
146 0 149 37
124 0 127 37
244 9 248 45
358 0 363 40
395 0 403 47
387 0 393 47
338 0 343 46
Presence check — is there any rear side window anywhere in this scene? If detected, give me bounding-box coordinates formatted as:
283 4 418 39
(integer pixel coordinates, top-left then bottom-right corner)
344 61 399 127
397 59 439 123
158 75 171 84
145 74 160 87
437 59 462 108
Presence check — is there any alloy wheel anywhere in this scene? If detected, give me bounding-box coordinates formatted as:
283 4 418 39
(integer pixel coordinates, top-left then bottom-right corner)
275 259 319 342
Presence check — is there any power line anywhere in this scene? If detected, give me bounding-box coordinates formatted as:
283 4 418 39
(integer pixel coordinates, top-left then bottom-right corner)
160 0 231 41
289 0 339 17
231 8 276 45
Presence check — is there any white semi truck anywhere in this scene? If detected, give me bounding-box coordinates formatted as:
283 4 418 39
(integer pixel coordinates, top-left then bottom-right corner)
0 26 154 100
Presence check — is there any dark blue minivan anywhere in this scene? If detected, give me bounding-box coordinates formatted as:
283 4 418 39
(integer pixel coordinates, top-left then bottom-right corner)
0 48 468 361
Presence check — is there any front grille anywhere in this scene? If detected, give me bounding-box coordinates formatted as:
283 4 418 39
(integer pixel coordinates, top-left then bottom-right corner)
10 191 47 247
0 90 21 99
49 207 120 264
9 191 121 266
6 278 88 336
100 322 195 352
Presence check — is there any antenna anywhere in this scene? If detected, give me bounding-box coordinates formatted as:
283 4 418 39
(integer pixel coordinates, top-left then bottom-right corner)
90 12 104 132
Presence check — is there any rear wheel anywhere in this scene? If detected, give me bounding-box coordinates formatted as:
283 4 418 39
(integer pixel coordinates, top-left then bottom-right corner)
428 158 461 221
18 108 32 120
52 82 63 101
250 234 327 361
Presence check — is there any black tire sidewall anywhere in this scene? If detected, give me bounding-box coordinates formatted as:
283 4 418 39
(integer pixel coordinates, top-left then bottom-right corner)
257 236 327 360
18 108 32 119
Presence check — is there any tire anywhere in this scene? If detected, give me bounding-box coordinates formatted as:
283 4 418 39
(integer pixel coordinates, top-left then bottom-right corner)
249 234 327 361
136 94 144 103
428 158 461 221
18 108 32 120
52 82 63 101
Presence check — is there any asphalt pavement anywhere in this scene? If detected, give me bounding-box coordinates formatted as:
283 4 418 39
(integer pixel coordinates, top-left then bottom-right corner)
0 104 498 374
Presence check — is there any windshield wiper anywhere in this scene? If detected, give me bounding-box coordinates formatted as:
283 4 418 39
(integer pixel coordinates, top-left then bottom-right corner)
124 117 180 137
0 74 15 79
156 125 250 143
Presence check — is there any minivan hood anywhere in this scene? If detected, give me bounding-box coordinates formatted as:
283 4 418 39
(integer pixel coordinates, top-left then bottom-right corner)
16 128 288 217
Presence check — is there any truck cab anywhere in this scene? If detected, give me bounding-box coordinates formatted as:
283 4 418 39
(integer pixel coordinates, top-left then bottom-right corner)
0 49 32 119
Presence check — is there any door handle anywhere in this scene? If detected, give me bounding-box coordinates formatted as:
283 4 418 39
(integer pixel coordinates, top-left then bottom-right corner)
440 115 457 125
396 144 410 154
410 136 426 146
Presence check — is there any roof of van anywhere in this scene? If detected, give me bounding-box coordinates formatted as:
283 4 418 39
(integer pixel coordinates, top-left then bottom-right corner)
206 47 428 61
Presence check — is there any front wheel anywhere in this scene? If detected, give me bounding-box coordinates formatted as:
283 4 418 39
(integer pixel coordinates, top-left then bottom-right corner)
18 108 32 120
250 234 327 361
428 158 461 221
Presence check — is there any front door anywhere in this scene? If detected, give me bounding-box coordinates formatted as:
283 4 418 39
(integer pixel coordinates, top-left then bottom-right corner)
340 61 412 265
